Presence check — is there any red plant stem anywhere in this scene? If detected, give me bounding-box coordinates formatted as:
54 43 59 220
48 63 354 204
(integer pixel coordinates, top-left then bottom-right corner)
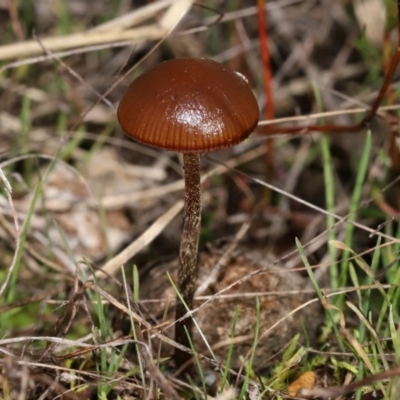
6 0 24 41
257 0 275 178
364 2 400 125
257 0 274 120
383 14 399 173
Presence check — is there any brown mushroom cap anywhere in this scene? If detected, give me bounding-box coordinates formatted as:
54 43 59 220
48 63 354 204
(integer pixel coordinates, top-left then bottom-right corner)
117 58 259 153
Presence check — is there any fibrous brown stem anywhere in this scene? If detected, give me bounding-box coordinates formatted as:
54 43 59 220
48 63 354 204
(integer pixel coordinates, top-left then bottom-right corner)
174 152 201 371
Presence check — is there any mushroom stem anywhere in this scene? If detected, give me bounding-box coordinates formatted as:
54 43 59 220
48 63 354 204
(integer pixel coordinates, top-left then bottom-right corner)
174 152 201 369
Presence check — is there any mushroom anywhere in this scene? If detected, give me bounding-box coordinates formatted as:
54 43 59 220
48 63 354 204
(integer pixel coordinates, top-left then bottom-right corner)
117 57 259 369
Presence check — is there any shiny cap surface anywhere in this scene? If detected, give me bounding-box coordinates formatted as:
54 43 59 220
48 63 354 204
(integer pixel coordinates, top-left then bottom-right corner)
117 58 259 153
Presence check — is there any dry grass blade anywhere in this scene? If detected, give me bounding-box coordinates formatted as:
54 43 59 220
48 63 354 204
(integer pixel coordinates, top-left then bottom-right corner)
256 103 400 128
0 166 12 193
0 166 20 298
33 34 114 109
196 216 253 295
0 0 193 62
228 164 400 243
0 41 133 73
0 335 133 349
160 0 194 33
96 200 183 278
88 282 194 357
123 283 181 400
90 0 173 32
100 179 185 210
352 0 386 46
346 301 390 371
0 25 165 61
101 145 266 209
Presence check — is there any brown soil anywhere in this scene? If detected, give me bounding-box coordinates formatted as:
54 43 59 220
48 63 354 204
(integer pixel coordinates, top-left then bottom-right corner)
140 249 322 371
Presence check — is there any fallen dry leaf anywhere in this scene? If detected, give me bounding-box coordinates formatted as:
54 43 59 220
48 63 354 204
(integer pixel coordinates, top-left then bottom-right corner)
287 371 317 398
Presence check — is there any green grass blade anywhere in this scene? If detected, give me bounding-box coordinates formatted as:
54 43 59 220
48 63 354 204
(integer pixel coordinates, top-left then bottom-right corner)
339 130 372 292
220 305 239 393
311 81 338 289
